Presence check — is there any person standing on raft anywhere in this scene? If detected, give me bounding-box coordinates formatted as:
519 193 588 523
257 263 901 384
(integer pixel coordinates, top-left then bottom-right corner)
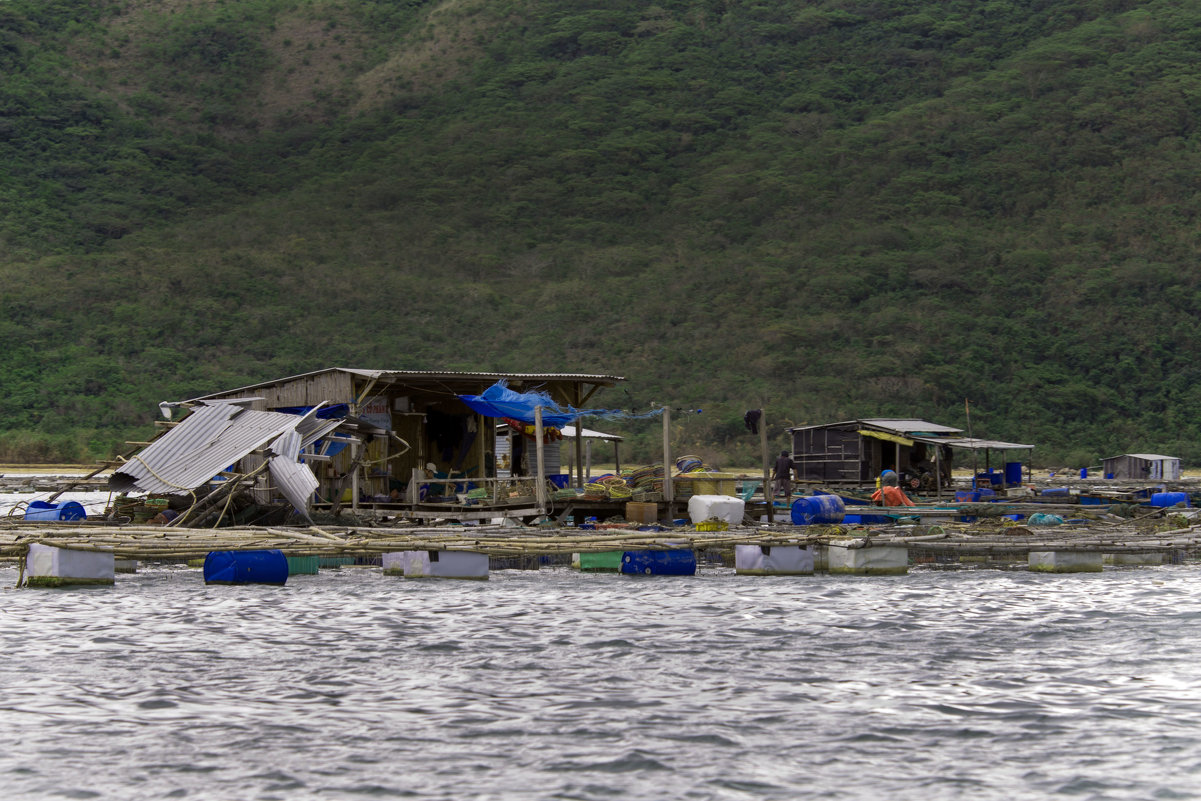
872 470 915 507
772 450 794 498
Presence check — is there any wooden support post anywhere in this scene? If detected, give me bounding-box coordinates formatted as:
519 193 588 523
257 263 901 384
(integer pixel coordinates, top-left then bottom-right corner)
574 426 583 488
351 439 360 514
935 448 942 501
574 385 584 488
535 406 547 516
477 413 486 481
760 409 772 523
662 406 673 517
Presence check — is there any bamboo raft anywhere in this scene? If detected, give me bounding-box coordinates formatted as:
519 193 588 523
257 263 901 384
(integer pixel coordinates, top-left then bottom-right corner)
3 514 1201 563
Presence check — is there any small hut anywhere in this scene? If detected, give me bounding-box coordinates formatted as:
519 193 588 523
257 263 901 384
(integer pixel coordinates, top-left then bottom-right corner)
1100 453 1181 481
787 418 1035 492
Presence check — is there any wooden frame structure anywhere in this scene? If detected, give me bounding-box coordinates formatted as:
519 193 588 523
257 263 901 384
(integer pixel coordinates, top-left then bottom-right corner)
182 368 623 520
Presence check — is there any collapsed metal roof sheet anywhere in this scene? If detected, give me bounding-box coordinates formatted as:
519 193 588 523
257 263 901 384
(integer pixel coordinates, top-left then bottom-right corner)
110 400 356 521
267 429 319 521
110 403 303 495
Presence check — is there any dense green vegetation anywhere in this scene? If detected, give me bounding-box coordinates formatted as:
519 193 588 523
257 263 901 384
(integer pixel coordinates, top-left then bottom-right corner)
2 0 1201 468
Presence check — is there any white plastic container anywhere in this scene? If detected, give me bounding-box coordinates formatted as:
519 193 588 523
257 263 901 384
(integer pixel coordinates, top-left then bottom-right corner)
687 494 745 526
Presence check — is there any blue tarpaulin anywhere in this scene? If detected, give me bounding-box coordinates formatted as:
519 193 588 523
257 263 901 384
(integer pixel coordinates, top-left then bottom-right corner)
458 382 580 427
459 381 664 426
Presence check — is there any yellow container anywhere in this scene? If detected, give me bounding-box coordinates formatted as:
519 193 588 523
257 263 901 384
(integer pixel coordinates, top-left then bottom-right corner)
695 519 729 532
680 472 738 496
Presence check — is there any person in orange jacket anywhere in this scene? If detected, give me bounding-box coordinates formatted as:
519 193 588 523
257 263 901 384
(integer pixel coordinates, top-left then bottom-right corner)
871 470 915 507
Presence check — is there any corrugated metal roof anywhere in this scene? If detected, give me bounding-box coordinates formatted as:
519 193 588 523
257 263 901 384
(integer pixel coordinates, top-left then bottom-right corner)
184 368 624 402
1104 453 1178 461
860 418 964 434
914 436 1034 451
789 418 963 435
109 403 309 495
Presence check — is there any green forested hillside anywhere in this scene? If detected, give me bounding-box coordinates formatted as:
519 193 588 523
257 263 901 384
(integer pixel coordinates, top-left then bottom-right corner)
2 0 1201 467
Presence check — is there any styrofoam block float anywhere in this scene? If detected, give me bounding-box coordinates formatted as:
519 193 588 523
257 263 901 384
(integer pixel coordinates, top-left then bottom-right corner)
578 551 623 572
1103 552 1164 566
26 543 115 587
401 550 489 580
1029 551 1103 573
688 494 745 526
286 555 319 575
382 552 405 575
827 543 908 575
735 544 814 575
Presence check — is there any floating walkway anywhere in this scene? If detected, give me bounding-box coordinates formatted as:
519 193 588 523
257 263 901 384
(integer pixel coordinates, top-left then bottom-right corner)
3 517 1201 563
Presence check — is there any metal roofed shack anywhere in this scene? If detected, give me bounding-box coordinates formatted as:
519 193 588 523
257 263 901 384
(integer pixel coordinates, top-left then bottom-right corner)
786 418 1035 496
1100 453 1181 481
143 368 623 523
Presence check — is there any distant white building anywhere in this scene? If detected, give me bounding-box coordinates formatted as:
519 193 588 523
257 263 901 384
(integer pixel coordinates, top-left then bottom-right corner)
1100 453 1181 481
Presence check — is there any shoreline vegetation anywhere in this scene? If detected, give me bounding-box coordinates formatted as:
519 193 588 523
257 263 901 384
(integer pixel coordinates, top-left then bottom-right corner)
3 2 1201 467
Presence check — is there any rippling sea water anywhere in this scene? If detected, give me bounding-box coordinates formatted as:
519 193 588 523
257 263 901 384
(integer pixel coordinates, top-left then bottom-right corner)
2 561 1200 800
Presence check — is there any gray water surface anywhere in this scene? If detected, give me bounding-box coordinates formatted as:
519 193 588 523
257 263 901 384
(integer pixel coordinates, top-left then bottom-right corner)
2 563 1199 800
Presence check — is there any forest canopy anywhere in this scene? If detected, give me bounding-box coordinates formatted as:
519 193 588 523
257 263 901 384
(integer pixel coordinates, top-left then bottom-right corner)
2 0 1200 469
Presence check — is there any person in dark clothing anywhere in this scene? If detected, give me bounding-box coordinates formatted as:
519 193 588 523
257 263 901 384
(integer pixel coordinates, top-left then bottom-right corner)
772 450 794 498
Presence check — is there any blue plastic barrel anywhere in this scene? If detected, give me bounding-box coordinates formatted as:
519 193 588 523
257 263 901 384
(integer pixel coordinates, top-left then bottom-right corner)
791 495 846 525
24 500 87 521
1005 462 1023 486
203 550 289 585
1150 492 1190 509
620 550 696 576
1080 468 1088 479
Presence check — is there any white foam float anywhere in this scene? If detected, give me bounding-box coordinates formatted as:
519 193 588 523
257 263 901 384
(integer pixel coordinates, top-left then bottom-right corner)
1029 551 1103 573
827 542 908 575
392 550 489 580
25 543 115 587
734 544 814 576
